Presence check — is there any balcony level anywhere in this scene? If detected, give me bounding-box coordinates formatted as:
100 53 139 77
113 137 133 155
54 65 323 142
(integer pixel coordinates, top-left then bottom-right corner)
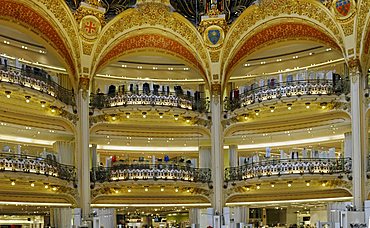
225 74 349 112
90 90 209 113
225 157 351 184
0 65 75 106
0 152 76 183
91 161 212 184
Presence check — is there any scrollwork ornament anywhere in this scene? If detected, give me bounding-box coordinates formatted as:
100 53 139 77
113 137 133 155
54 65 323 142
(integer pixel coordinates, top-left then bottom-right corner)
348 58 361 83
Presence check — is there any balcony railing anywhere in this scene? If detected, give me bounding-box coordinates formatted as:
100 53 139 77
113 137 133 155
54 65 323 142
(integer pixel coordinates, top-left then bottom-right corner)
90 91 209 113
0 153 77 182
91 163 212 183
0 65 75 106
224 79 349 111
224 157 351 182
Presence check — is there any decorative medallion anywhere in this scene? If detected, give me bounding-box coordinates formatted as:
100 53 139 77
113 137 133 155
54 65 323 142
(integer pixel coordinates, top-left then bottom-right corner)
80 15 101 40
335 0 350 16
332 0 355 20
204 25 224 48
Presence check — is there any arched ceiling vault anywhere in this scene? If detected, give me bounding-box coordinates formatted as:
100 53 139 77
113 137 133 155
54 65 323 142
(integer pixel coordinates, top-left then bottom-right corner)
0 0 80 88
91 3 211 88
94 32 209 85
357 0 370 71
221 0 345 89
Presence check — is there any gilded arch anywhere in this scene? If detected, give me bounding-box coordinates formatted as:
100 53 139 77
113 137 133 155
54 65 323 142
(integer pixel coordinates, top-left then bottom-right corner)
91 2 210 86
221 0 345 87
0 0 80 85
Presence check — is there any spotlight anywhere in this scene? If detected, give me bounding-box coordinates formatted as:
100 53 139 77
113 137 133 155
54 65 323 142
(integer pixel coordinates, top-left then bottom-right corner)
142 112 147 118
287 181 292 187
256 184 261 189
144 186 149 192
186 118 191 123
111 115 116 121
320 102 327 109
44 183 49 189
50 106 56 113
160 186 165 192
174 115 179 121
243 114 248 120
126 113 130 118
305 102 310 109
175 187 179 192
127 188 132 193
305 181 310 186
287 104 292 110
25 96 31 103
11 180 15 186
52 187 57 191
5 91 11 98
30 182 35 187
246 186 250 191
159 113 164 119
271 183 275 188
321 181 327 187
270 107 275 113
255 110 260 116
40 101 46 108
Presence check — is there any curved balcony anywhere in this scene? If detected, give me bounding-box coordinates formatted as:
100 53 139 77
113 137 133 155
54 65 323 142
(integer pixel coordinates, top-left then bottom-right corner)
224 79 349 111
224 157 351 182
0 153 77 182
0 65 75 106
90 92 209 113
91 162 212 184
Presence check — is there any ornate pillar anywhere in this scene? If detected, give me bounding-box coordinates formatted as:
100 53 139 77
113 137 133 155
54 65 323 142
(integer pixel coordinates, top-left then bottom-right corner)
349 59 368 211
199 146 211 168
77 77 91 220
210 83 224 214
229 145 238 167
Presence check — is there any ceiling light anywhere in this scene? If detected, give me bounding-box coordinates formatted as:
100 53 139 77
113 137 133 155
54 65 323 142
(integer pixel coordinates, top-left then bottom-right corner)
44 184 49 189
321 181 327 187
306 181 310 187
5 91 11 98
320 102 327 109
309 52 313 55
287 181 292 187
126 113 130 118
25 96 31 103
256 184 261 190
50 106 56 113
175 187 179 192
305 102 310 109
184 67 189 70
168 67 173 71
254 110 260 116
260 61 265 64
127 188 132 193
30 182 35 187
271 183 275 188
243 114 248 120
142 112 147 118
174 115 179 121
3 41 9 44
244 63 250 67
270 107 275 113
111 115 116 121
122 65 127 68
144 187 149 192
160 187 165 192
52 187 57 191
246 186 250 191
159 113 163 119
153 67 158 70
326 48 331 51
137 66 142 69
40 101 46 108
11 180 15 186
287 104 292 110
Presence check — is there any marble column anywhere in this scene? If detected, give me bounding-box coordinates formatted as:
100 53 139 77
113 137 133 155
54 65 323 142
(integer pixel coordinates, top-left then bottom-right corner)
53 141 75 166
199 146 211 168
189 208 201 227
229 145 238 167
51 208 72 228
210 84 224 214
77 86 91 220
349 59 367 211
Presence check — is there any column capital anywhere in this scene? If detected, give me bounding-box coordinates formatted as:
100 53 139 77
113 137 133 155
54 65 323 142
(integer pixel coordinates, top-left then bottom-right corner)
348 58 361 74
79 77 90 92
211 83 221 96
